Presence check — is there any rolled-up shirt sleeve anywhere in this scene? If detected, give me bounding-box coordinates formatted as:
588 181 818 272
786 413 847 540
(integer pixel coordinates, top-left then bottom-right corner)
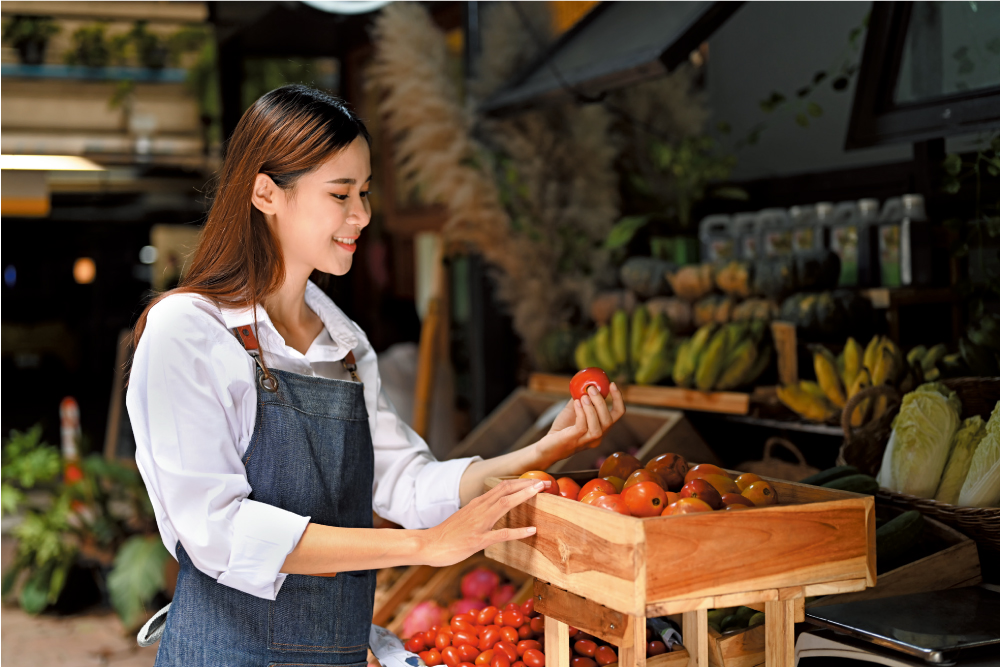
126 296 309 600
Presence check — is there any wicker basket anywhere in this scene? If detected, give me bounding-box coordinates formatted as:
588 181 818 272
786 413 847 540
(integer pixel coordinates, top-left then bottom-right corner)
838 377 1000 551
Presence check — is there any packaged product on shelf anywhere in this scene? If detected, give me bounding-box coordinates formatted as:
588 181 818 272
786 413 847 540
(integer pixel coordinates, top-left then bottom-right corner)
732 212 760 261
758 208 793 258
877 194 932 288
829 199 880 287
699 214 735 263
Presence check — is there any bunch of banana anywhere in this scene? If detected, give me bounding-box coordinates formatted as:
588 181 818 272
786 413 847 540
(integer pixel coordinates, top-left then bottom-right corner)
906 343 964 382
574 306 677 385
673 320 771 391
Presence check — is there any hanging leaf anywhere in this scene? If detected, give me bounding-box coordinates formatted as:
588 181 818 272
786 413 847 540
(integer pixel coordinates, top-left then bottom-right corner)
813 70 828 84
943 153 963 176
604 216 650 250
711 186 750 201
108 536 170 629
796 86 812 98
807 102 823 118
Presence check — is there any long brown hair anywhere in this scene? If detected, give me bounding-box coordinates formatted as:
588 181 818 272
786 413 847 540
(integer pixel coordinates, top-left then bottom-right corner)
131 85 371 363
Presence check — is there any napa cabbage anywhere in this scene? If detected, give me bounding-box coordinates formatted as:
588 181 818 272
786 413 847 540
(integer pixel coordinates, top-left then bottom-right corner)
957 401 1000 507
934 416 986 505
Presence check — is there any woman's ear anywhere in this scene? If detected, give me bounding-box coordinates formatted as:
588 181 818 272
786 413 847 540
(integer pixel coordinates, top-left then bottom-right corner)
251 173 282 215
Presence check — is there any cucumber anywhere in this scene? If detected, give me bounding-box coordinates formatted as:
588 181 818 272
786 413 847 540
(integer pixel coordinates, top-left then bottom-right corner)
822 474 879 495
799 465 859 486
876 510 924 563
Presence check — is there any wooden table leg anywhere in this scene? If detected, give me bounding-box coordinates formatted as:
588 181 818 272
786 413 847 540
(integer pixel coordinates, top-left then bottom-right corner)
764 600 795 667
681 609 707 667
615 615 647 667
545 615 571 667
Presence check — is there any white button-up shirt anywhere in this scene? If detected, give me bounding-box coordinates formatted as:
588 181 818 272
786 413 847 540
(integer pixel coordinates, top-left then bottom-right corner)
126 280 478 601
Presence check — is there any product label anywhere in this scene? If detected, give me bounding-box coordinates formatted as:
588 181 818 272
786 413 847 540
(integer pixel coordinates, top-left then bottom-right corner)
741 236 758 261
707 239 735 262
880 224 901 287
764 231 793 258
792 227 815 252
830 225 859 286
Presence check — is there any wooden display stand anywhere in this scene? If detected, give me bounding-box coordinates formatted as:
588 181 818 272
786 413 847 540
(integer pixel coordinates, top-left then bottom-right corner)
485 474 875 667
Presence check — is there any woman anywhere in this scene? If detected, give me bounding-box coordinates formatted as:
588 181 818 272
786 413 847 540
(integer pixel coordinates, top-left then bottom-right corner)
127 84 625 667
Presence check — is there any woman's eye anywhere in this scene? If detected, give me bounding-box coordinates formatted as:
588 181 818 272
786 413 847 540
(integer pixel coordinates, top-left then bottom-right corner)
331 193 348 200
360 190 370 198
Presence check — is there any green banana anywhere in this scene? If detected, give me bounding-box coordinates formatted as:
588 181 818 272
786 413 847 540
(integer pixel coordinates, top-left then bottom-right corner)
635 349 672 385
716 339 758 391
611 310 629 367
630 305 649 366
922 343 947 372
593 325 617 373
906 345 927 369
574 338 598 371
695 327 730 391
672 338 696 388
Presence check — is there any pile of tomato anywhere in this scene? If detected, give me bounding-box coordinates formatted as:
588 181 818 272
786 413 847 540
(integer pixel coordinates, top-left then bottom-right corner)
403 599 546 667
567 626 675 666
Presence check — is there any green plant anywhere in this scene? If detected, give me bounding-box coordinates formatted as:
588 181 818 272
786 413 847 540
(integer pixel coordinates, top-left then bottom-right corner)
63 23 111 67
1 425 166 626
1 15 60 48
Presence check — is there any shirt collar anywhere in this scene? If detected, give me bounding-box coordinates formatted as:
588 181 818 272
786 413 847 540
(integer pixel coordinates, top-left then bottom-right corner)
218 280 359 355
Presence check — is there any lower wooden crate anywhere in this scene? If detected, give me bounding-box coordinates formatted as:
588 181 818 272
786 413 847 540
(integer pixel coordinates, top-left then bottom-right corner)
707 624 764 667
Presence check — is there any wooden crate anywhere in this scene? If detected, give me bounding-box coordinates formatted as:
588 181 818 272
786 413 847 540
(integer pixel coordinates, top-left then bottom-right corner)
385 554 532 636
448 389 566 461
707 624 764 667
529 374 750 415
487 472 875 667
372 565 437 627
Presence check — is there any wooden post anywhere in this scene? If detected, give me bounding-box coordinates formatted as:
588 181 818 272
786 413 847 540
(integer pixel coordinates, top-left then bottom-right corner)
615 615 647 667
770 321 798 386
545 615 571 667
764 599 795 667
681 609 707 667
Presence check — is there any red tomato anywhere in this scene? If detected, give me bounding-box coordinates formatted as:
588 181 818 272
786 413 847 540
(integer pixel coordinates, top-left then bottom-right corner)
569 367 610 400
494 612 504 627
478 606 499 626
573 640 597 657
522 648 546 667
571 658 597 667
64 463 84 484
500 626 519 644
436 634 453 650
452 614 472 629
594 646 616 666
504 610 525 629
520 470 559 495
579 489 609 506
475 650 495 666
517 625 534 640
555 477 582 501
645 628 653 642
459 663 476 667
420 649 443 666
567 627 579 638
513 662 527 667
442 647 463 667
529 617 545 634
458 645 481 662
491 655 511 667
405 638 427 653
579 478 617 500
423 630 439 645
504 603 520 614
679 479 723 509
516 640 542 657
453 618 478 635
454 631 479 647
593 493 632 516
521 598 535 618
495 641 519 662
647 641 667 657
621 481 668 517
479 628 500 651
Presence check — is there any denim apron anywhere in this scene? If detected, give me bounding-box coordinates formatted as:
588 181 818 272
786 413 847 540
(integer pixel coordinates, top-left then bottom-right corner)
154 329 376 667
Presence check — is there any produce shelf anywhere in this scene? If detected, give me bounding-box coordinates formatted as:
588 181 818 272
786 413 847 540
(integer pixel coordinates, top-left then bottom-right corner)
719 414 844 437
486 471 875 667
528 374 751 415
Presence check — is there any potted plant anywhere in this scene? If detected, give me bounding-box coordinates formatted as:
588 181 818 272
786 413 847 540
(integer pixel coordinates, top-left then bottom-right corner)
2 15 60 65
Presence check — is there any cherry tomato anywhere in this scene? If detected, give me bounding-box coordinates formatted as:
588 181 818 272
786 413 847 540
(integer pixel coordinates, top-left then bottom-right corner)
517 640 542 658
569 367 610 400
567 627 579 638
521 598 535 617
458 645 481 662
594 646 617 666
442 647 463 667
479 628 501 651
454 631 479 647
420 649 443 666
494 641 518 662
647 641 667 657
453 618 478 635
494 612 504 627
452 614 472 629
573 640 597 657
513 662 527 667
500 627 520 644
458 663 476 667
517 625 534 640
529 617 545 634
522 649 546 667
478 606 499 626
425 629 440 642
475 650 495 666
436 634 453 651
571 659 596 667
504 610 525 629
405 638 427 653
491 656 511 667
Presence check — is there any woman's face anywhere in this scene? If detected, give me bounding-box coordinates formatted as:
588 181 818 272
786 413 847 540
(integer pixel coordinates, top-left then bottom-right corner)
257 136 372 278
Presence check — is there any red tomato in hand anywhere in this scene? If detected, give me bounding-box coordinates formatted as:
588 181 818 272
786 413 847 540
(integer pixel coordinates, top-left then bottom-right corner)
475 651 495 666
571 658 596 667
478 606 499 626
479 627 501 651
522 648 546 667
494 641 518 662
513 662 527 667
491 655 511 667
503 609 525 629
442 647 463 667
420 649 443 666
569 367 611 400
405 638 428 653
516 640 542 657
594 647 617 666
621 481 668 517
459 663 476 667
573 639 597 657
458 645 481 662
500 626 519 644
520 470 559 495
593 493 632 516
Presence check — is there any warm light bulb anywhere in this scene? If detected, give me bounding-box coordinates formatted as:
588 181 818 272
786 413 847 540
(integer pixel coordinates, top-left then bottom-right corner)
73 257 96 284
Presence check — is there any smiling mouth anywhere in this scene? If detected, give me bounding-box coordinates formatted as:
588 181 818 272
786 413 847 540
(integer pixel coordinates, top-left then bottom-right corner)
333 236 357 245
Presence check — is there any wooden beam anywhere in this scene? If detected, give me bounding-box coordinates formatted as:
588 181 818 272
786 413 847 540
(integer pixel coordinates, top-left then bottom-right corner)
545 615 571 667
535 580 628 645
764 600 795 667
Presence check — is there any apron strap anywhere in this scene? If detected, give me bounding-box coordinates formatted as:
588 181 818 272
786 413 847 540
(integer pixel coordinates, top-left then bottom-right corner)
232 326 362 385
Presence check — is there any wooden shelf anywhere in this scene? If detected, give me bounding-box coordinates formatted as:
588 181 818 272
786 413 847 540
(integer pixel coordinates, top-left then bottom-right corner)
720 414 844 437
528 373 751 415
861 287 959 309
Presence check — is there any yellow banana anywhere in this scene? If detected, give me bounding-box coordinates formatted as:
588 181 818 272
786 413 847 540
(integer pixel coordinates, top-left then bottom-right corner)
863 335 881 373
672 339 695 388
593 326 618 373
630 305 649 366
611 310 629 366
842 337 862 389
716 340 758 390
848 368 871 427
778 382 837 422
574 338 598 371
812 346 846 408
695 328 730 391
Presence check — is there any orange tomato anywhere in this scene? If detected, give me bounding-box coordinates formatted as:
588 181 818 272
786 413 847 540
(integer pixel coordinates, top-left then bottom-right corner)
623 468 666 491
598 452 642 480
661 497 714 515
702 474 740 496
555 477 581 500
520 470 559 495
621 481 668 517
602 476 625 493
721 493 754 507
684 463 733 485
593 493 632 515
645 453 688 491
736 472 763 491
579 478 616 499
742 480 778 507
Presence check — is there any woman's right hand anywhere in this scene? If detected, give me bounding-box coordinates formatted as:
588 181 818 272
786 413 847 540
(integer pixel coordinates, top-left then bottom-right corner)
419 478 546 567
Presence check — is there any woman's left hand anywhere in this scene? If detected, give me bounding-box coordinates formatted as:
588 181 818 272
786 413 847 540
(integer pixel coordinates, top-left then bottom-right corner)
534 383 625 466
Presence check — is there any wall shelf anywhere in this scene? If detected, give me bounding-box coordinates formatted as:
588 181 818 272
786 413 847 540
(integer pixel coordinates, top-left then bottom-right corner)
2 64 187 83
